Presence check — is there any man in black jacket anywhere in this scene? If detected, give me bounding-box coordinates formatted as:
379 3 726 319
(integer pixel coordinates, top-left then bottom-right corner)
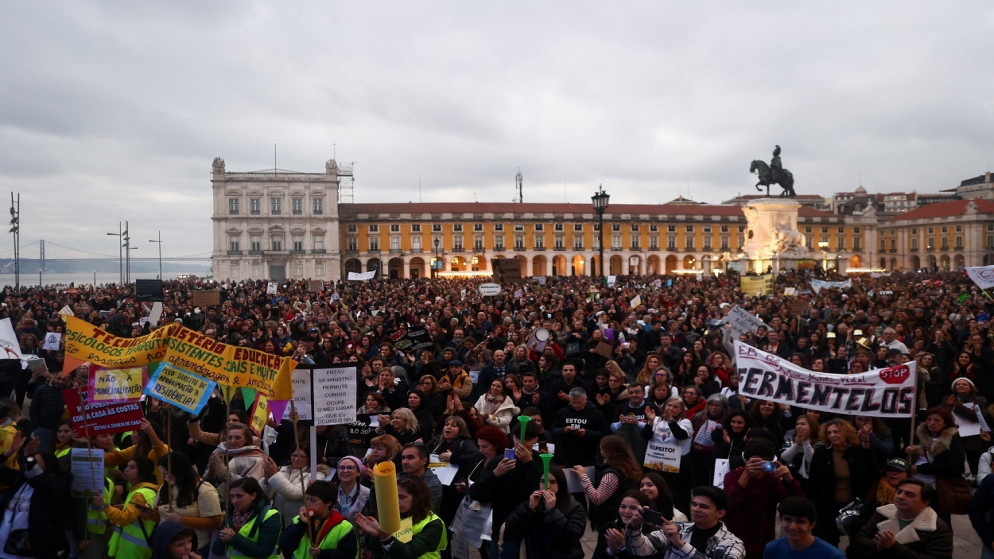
551 388 608 467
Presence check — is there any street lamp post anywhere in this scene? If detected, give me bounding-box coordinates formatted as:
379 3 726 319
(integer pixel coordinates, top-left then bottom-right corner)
123 221 132 284
591 185 610 278
149 230 163 279
432 238 441 279
107 222 123 284
8 193 19 292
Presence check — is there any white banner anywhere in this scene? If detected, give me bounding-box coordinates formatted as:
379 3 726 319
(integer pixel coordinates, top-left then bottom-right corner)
348 270 377 281
734 341 916 418
311 366 358 426
726 305 770 338
0 319 23 360
965 265 994 290
643 440 681 473
810 278 852 294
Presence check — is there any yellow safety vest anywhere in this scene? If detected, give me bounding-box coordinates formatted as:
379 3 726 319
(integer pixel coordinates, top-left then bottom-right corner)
86 477 115 535
290 515 356 559
400 513 447 559
229 508 282 559
107 486 157 559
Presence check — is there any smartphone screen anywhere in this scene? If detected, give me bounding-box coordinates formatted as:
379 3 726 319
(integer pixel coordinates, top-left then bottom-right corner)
504 448 516 460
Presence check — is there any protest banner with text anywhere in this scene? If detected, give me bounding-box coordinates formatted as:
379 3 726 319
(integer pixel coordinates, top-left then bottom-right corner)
144 362 217 415
64 316 296 400
740 274 774 297
63 388 146 437
734 341 916 418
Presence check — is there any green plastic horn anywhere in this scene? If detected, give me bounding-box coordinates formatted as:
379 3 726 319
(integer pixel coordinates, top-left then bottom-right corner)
517 415 532 443
540 453 554 490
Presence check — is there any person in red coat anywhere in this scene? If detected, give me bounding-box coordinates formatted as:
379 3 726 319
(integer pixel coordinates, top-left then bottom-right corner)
723 438 804 559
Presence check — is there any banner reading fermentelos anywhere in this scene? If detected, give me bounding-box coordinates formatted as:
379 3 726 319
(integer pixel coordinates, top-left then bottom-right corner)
64 316 296 400
734 341 916 418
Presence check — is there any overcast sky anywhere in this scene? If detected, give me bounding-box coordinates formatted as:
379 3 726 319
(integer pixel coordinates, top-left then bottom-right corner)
2 2 992 260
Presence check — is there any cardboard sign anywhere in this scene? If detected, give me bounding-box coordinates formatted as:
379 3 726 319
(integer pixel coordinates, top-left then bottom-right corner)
143 362 216 415
63 388 145 437
249 393 270 435
87 365 147 404
492 258 522 282
190 290 221 307
312 366 358 426
308 280 324 292
135 279 164 302
64 316 297 400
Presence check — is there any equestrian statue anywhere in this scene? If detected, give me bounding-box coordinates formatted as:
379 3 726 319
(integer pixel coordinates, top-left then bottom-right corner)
750 144 796 197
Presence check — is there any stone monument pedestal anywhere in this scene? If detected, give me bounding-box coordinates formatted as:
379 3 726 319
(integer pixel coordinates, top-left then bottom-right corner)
737 198 810 274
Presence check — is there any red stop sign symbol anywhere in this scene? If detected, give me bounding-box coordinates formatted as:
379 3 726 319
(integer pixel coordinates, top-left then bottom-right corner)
879 365 911 384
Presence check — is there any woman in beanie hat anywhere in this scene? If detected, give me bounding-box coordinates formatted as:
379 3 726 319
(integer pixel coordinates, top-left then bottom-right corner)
943 376 991 476
334 456 369 521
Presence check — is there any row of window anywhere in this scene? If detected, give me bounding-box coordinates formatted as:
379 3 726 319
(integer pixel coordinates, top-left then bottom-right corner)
348 223 747 234
229 235 326 253
343 233 749 253
229 197 323 216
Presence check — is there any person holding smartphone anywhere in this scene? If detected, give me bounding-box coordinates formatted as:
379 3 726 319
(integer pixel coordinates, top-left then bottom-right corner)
722 439 803 558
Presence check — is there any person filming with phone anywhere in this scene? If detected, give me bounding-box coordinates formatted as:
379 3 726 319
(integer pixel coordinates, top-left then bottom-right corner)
723 439 803 559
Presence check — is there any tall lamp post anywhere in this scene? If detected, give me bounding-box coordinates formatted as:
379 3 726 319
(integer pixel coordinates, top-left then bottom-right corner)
8 193 19 292
591 185 610 278
123 221 132 284
432 238 441 279
107 222 123 284
149 231 163 279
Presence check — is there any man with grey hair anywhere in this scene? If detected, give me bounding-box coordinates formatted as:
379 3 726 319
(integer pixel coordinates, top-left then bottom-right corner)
552 387 608 466
879 327 909 354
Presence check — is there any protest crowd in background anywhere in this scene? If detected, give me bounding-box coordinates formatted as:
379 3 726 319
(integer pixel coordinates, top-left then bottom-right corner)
2 268 994 558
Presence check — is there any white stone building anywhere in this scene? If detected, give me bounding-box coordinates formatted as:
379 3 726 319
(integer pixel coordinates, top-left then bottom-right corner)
210 157 342 281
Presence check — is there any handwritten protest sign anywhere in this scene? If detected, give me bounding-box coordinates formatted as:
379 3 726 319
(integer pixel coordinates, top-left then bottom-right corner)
249 393 270 435
809 278 852 294
348 271 376 281
88 366 147 404
726 305 770 338
643 441 681 472
282 368 313 421
64 316 296 400
144 362 216 415
63 388 145 437
312 366 358 426
734 341 916 418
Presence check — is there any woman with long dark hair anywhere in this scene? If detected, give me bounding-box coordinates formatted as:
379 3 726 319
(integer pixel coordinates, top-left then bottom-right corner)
149 452 223 558
501 465 586 559
638 472 686 523
354 475 447 558
573 435 642 558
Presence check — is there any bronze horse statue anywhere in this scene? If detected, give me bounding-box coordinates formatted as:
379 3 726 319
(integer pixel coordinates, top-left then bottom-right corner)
750 160 795 198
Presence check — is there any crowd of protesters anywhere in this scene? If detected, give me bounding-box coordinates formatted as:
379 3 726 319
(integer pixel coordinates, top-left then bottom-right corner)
0 268 993 558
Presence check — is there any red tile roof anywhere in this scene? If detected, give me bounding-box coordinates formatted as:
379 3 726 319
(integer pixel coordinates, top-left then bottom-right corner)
340 202 836 219
887 199 994 222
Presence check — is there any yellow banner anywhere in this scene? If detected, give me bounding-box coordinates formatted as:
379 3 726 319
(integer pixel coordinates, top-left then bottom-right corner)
249 393 269 436
740 274 774 297
64 316 296 400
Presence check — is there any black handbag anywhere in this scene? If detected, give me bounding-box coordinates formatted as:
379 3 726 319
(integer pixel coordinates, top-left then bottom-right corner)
3 529 31 555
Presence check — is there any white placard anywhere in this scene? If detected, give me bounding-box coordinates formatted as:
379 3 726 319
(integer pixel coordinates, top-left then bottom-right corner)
282 368 313 421
643 441 681 473
71 448 105 497
312 366 358 426
429 454 462 486
607 275 617 287
59 305 75 319
347 271 377 281
267 281 278 294
713 458 731 489
478 283 502 297
43 332 62 351
147 302 163 328
0 319 23 360
630 295 642 309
